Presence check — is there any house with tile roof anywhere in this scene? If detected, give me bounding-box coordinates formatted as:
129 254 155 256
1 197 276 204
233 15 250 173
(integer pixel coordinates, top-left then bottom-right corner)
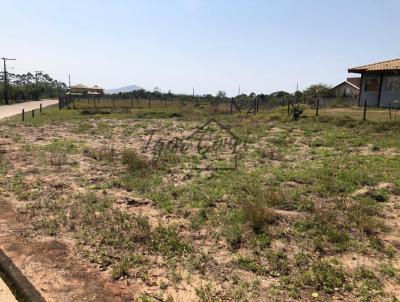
333 77 361 97
67 84 104 96
349 58 400 107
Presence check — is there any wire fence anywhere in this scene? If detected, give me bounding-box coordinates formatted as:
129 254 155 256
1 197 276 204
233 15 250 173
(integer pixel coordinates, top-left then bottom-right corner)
58 95 399 122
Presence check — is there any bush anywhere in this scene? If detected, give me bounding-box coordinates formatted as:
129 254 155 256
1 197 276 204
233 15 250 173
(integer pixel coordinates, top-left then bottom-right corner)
291 104 305 121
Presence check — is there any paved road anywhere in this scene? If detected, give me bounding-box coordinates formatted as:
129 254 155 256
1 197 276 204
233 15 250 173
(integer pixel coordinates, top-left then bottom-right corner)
0 277 17 302
0 99 58 120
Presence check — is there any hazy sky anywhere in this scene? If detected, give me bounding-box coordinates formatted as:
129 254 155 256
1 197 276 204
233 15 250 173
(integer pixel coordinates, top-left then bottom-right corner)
2 0 400 96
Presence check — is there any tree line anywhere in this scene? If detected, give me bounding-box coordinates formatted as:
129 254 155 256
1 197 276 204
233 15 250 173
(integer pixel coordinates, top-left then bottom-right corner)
105 83 334 105
0 72 67 104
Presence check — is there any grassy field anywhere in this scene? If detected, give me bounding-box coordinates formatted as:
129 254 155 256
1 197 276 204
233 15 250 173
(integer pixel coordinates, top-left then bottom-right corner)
1 103 400 301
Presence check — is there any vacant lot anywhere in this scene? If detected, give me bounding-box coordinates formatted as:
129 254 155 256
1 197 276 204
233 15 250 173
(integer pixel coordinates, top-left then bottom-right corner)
0 104 400 301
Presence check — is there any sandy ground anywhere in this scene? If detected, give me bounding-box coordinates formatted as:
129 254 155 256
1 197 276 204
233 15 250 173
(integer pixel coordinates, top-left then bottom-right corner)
0 99 58 120
0 277 17 302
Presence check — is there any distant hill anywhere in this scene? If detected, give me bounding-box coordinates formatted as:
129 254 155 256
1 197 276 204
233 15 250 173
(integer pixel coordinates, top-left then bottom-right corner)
105 85 143 94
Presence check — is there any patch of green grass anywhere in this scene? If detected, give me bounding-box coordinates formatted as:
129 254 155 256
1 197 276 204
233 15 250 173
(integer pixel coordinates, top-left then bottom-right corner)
42 138 81 154
150 226 192 258
298 260 347 293
111 253 148 280
380 262 400 281
236 256 268 275
354 266 384 301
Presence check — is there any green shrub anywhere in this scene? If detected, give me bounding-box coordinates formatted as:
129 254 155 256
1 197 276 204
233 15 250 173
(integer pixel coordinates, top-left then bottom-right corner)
292 104 305 121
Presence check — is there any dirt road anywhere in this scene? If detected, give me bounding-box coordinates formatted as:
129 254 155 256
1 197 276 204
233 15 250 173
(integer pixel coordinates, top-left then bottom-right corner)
0 99 58 120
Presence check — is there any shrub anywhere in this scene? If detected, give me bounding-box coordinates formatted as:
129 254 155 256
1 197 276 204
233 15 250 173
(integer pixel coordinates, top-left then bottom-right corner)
292 104 305 121
242 200 275 234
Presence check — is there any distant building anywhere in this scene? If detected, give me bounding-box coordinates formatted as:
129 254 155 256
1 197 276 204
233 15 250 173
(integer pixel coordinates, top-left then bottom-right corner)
67 84 104 96
349 59 400 107
333 78 361 97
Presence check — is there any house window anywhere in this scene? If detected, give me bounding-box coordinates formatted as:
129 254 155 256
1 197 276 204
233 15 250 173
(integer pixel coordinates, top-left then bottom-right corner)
365 78 380 91
384 76 400 92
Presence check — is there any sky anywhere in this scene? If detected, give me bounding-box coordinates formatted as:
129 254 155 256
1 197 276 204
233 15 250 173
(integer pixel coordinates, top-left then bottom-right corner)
2 0 400 96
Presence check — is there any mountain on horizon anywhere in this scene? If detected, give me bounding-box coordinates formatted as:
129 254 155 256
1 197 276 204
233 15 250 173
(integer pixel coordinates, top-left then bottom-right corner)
105 84 143 94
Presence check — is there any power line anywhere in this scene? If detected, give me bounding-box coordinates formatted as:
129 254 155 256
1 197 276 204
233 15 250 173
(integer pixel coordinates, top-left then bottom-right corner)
1 57 16 105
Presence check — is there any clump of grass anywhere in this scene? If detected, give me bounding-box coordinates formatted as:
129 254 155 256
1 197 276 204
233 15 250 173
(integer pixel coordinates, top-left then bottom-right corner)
0 153 10 175
49 151 68 166
236 256 268 275
121 149 152 174
84 148 116 162
241 200 276 234
111 253 148 280
366 189 389 203
226 223 244 250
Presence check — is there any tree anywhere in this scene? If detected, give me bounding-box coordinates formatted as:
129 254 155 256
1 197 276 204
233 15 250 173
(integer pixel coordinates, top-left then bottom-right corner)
216 91 226 99
303 84 332 98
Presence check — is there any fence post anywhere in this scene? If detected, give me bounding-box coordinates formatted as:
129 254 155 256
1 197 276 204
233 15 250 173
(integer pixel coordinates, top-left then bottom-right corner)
316 98 319 117
32 109 35 118
389 106 392 120
40 103 42 113
148 99 151 108
363 99 367 121
22 109 24 121
287 99 291 115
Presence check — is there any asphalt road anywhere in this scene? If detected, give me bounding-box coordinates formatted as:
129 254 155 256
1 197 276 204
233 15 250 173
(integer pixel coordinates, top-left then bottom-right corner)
0 99 59 120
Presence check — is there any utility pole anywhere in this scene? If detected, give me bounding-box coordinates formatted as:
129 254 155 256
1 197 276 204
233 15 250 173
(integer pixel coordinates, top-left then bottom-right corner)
1 57 16 105
68 74 71 88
